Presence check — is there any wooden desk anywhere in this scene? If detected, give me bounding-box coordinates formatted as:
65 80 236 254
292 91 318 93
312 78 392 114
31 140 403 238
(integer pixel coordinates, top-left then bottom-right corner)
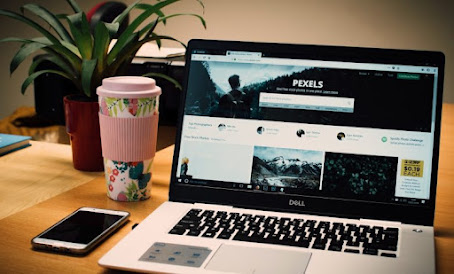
0 104 453 273
0 141 103 220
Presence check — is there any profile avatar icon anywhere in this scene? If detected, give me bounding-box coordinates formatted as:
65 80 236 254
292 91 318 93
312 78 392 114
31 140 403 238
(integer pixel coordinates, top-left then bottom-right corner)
337 132 346 140
257 126 265 135
296 129 305 137
218 124 226 131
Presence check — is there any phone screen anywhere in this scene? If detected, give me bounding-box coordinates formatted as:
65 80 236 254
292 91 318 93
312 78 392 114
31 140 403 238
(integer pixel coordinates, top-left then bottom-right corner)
40 211 124 244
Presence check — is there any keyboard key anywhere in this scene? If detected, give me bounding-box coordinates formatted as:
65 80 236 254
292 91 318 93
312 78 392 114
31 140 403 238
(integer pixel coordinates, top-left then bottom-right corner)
328 244 342 252
232 231 249 241
363 248 378 255
169 209 400 258
202 231 216 238
201 210 214 218
295 238 311 248
312 242 326 250
187 229 201 236
344 249 360 254
384 227 399 234
169 228 186 235
346 240 360 247
381 244 398 251
217 233 232 239
265 234 281 244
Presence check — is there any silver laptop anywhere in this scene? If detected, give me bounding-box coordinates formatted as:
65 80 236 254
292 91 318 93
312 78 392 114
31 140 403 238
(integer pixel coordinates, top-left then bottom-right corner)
99 39 445 273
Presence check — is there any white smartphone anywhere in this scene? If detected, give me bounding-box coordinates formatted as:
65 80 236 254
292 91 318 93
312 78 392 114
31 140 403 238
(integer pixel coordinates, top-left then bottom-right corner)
31 207 130 255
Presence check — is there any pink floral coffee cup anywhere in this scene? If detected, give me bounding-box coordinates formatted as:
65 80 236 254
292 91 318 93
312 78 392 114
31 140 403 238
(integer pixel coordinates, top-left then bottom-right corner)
97 76 161 201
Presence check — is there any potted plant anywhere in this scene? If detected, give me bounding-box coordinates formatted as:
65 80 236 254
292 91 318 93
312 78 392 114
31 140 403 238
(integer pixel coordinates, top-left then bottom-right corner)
0 0 205 171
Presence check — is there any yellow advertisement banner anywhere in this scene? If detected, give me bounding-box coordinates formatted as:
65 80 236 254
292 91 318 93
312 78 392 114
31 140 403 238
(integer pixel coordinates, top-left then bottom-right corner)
401 159 424 177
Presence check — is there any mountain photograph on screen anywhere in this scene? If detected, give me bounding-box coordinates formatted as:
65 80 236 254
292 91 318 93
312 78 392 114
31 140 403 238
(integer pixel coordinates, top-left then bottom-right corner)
251 146 323 190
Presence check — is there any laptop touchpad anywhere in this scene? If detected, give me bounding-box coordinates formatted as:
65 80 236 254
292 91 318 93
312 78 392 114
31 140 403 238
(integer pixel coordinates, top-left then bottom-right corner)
205 244 311 274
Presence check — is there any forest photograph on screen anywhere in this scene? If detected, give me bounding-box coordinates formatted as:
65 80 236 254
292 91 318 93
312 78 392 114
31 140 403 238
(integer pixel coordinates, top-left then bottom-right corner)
321 152 398 202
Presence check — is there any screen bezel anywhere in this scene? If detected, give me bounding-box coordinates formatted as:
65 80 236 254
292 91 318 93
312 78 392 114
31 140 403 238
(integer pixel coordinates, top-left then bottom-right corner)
170 39 445 226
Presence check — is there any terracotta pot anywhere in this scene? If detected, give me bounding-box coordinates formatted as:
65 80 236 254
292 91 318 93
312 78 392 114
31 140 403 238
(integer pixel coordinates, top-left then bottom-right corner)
63 95 103 171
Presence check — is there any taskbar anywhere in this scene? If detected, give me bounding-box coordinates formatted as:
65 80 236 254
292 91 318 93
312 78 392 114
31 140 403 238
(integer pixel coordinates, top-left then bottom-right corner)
176 176 429 206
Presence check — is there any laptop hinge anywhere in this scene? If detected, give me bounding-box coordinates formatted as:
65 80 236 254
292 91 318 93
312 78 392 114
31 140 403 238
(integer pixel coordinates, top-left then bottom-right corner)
194 203 233 210
359 218 401 226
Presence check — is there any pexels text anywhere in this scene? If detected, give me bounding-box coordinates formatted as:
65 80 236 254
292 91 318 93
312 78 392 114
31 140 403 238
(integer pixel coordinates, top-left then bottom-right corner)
293 79 324 88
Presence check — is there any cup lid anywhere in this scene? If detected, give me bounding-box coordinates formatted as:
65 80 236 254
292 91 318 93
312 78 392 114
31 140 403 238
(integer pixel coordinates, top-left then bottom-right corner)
97 76 162 98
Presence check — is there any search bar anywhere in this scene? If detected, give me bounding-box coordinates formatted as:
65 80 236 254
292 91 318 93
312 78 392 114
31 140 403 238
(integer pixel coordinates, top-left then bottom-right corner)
259 93 355 113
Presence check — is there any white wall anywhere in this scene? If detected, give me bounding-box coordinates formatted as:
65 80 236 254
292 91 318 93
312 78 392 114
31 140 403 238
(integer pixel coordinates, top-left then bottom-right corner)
1 0 453 118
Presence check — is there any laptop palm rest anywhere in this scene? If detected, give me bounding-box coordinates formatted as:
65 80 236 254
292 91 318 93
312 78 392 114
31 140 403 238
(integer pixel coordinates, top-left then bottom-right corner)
205 244 311 274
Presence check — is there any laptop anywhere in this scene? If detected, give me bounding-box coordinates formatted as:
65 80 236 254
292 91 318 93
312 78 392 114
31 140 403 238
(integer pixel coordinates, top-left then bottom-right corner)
99 39 445 273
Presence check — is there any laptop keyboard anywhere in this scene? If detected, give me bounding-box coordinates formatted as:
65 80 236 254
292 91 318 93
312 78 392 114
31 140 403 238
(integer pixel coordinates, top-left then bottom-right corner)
169 209 399 258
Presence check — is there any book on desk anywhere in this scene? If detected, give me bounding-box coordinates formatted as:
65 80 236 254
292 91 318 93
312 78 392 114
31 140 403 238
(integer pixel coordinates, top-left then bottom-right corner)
0 133 31 156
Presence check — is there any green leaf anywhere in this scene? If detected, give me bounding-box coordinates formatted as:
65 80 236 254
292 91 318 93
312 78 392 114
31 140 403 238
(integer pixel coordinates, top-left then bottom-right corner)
136 3 166 24
126 182 138 201
138 19 159 39
10 42 46 75
81 59 97 97
65 0 82 13
28 54 75 79
67 12 93 59
28 54 45 75
142 72 182 90
61 40 80 56
107 32 139 66
0 9 61 45
196 0 205 13
27 55 79 92
149 34 187 49
158 13 206 29
21 4 73 43
22 69 73 94
46 44 82 72
108 0 179 63
113 0 140 25
0 37 50 45
104 22 120 37
0 37 82 73
146 161 152 173
154 33 162 48
138 173 151 189
92 22 110 74
113 104 118 117
55 13 68 20
129 162 144 179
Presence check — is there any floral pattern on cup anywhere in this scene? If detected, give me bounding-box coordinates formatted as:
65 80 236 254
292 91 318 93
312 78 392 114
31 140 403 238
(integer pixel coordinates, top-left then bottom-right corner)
99 97 158 118
104 158 154 201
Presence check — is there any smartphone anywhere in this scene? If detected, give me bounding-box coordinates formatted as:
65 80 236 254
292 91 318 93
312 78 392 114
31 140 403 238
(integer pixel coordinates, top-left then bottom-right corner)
31 207 130 255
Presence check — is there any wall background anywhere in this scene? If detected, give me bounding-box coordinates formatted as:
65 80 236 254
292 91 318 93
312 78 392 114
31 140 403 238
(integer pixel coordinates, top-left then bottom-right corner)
1 0 453 118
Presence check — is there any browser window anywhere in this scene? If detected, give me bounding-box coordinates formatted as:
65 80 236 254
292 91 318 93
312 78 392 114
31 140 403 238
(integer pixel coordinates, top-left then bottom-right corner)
177 48 439 206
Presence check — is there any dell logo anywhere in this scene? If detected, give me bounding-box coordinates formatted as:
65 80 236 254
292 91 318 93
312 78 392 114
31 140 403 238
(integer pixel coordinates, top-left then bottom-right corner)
289 199 306 207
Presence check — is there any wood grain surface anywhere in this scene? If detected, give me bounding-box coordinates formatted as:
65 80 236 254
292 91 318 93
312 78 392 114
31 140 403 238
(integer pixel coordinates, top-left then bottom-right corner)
0 145 174 274
0 141 103 220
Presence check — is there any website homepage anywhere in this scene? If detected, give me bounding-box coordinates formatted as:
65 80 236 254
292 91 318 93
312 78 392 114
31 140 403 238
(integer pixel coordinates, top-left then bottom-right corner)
176 50 438 206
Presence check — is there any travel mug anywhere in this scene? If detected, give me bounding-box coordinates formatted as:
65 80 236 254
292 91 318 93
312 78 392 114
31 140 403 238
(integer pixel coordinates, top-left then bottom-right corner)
97 76 161 201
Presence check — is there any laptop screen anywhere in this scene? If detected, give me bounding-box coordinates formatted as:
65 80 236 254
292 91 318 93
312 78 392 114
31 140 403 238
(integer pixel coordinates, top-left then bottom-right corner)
170 40 444 224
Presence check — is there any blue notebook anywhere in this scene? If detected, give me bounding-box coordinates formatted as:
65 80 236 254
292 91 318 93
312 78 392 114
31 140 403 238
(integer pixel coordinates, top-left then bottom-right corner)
0 133 31 156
